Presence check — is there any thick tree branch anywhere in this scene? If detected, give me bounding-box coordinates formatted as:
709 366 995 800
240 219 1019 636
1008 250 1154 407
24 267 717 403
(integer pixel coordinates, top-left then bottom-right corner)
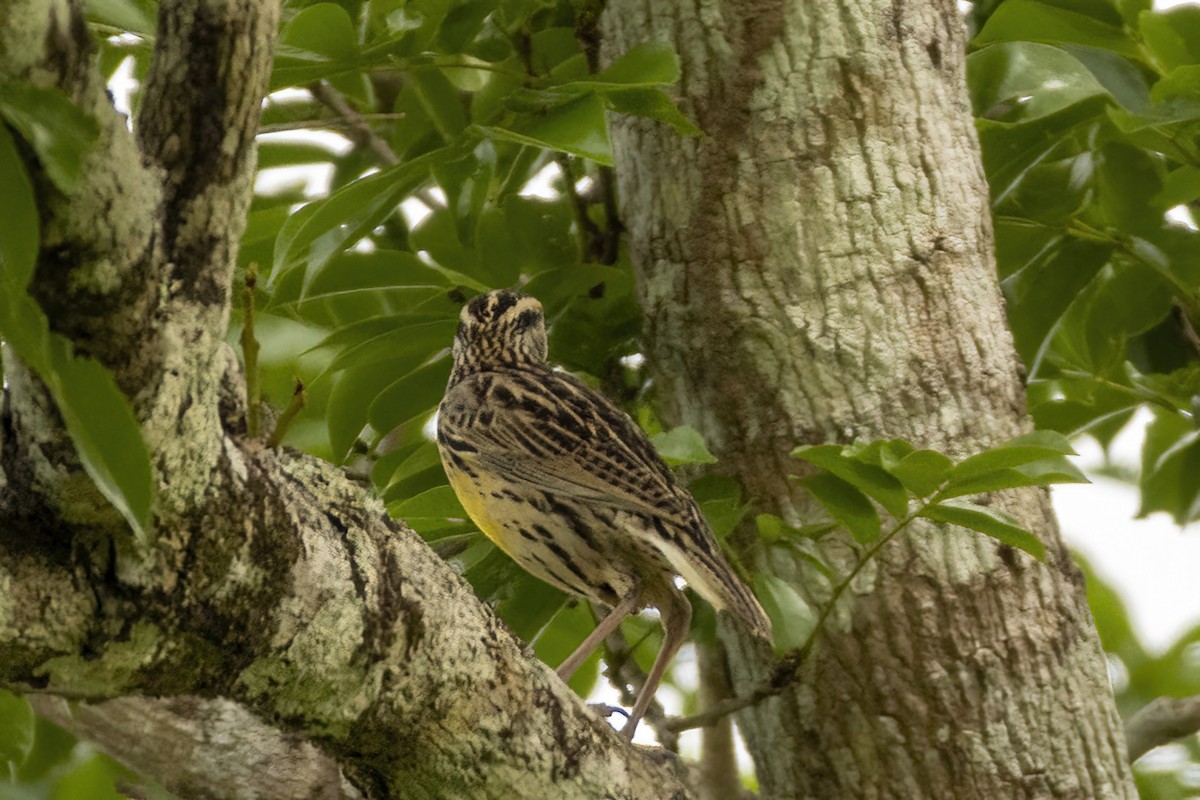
30 695 360 800
1 447 692 798
1125 695 1200 762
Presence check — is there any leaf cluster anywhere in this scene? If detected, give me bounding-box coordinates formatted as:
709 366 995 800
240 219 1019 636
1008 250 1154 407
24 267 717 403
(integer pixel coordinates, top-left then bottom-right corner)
968 0 1200 525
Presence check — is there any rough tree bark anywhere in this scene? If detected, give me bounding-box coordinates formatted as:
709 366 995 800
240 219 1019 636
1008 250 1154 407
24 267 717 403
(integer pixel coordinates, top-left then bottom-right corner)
0 2 688 798
603 0 1137 797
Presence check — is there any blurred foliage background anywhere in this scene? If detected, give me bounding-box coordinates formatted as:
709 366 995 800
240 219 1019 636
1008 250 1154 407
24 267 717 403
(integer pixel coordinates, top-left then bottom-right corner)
2 0 1200 795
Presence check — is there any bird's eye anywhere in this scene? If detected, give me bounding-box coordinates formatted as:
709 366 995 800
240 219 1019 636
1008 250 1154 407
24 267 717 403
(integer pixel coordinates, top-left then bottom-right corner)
515 309 541 331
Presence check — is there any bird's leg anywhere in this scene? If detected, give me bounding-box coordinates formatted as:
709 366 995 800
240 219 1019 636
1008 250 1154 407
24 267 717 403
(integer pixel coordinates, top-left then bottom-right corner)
621 592 692 740
556 590 641 682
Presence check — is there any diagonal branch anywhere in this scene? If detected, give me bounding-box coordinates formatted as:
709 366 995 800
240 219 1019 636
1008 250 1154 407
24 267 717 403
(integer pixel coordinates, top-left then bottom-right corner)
1 448 693 798
30 696 360 800
1125 695 1200 762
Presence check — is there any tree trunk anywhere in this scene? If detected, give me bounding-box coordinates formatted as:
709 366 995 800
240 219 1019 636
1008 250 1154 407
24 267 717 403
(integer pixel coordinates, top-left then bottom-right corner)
602 0 1136 797
0 2 689 797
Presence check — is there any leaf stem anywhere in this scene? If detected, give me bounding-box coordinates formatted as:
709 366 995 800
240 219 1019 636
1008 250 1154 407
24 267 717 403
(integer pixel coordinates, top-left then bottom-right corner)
268 380 306 448
240 265 261 438
664 505 928 733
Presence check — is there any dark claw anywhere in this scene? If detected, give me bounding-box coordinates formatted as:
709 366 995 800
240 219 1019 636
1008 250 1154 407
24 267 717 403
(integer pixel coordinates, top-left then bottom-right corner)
588 702 629 720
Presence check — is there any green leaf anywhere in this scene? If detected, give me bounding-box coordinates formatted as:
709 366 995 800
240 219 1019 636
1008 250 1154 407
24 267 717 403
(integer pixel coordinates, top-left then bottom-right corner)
469 198 577 282
802 472 880 544
519 264 628 314
1062 44 1150 112
1155 164 1200 207
1140 7 1200 72
475 94 613 165
920 500 1046 559
462 544 524 602
978 96 1108 205
327 355 420 461
272 3 362 88
887 449 954 497
1138 408 1200 524
994 152 1092 228
391 484 467 521
257 140 343 170
755 513 836 543
968 42 1110 121
1002 239 1113 374
936 457 1089 500
367 357 452 434
0 130 152 543
496 571 568 644
0 689 34 768
752 573 815 651
948 430 1077 483
1128 362 1200 412
607 88 702 136
974 1 1138 57
410 69 469 140
689 474 746 540
1028 374 1141 436
843 438 914 470
651 425 717 466
1096 141 1164 231
46 337 154 541
0 83 99 193
323 318 457 375
533 599 599 696
792 444 908 519
586 42 681 88
271 151 443 290
50 751 124 800
0 124 39 292
86 0 156 36
1051 259 1175 375
380 441 444 491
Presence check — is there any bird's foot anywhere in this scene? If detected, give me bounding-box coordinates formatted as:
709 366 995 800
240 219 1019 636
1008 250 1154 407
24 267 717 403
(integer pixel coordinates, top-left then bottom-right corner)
588 702 629 720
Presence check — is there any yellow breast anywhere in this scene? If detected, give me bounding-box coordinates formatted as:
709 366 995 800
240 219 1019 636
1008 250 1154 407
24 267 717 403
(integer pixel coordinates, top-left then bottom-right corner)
446 465 523 557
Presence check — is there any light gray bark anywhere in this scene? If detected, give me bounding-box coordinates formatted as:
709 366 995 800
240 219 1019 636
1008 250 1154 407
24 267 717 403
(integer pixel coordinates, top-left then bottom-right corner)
0 2 691 797
603 0 1136 797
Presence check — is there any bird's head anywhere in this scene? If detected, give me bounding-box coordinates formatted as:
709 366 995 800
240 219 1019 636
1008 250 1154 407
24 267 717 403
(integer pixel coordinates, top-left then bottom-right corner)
450 290 548 380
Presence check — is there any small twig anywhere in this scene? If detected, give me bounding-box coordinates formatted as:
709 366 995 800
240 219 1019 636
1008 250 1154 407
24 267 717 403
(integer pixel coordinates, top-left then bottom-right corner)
571 13 624 265
240 265 261 438
596 165 623 265
307 81 400 166
268 380 306 448
1125 694 1200 761
257 113 407 135
1176 301 1200 359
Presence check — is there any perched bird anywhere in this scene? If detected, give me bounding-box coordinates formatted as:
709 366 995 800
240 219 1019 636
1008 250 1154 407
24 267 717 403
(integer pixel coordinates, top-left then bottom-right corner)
437 290 771 739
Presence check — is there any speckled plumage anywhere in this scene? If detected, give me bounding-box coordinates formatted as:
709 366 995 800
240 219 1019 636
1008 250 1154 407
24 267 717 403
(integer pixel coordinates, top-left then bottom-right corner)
437 290 770 738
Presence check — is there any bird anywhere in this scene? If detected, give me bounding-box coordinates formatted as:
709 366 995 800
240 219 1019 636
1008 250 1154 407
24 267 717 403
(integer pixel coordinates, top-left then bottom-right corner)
436 289 772 739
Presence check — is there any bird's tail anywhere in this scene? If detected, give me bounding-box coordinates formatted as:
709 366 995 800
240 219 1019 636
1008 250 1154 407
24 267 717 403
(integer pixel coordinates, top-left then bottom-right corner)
656 515 773 640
